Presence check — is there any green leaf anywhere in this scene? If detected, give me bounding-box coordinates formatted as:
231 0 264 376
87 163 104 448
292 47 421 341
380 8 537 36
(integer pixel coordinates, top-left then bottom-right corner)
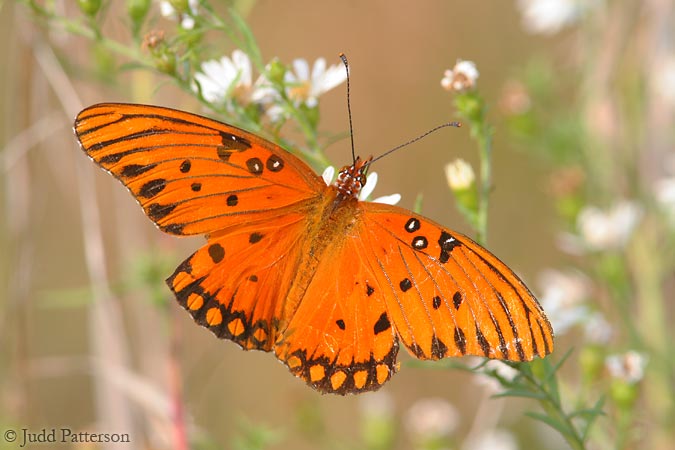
525 411 574 438
494 389 547 400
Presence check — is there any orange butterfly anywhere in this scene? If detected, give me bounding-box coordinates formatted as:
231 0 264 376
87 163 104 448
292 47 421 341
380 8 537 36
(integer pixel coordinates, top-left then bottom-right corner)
74 103 553 395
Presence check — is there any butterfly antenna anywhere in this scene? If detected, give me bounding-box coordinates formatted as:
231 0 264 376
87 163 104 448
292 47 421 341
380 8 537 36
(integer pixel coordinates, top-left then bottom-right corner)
368 121 462 167
339 53 357 164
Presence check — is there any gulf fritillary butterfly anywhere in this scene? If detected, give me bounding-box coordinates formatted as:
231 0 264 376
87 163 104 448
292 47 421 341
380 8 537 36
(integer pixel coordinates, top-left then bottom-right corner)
74 103 553 395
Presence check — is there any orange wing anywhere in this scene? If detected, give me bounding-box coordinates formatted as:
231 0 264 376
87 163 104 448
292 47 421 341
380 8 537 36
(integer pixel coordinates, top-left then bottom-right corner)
74 103 325 235
358 202 553 363
74 103 552 396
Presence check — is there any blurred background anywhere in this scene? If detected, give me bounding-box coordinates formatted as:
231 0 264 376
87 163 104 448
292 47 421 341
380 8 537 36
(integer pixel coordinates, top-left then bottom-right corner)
1 1 674 449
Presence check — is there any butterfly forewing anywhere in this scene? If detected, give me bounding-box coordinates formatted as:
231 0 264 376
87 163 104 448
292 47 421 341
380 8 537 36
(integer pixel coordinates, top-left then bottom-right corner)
74 103 324 235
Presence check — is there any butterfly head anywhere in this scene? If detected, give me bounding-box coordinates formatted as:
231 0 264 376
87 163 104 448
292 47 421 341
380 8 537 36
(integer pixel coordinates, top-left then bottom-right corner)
335 156 373 199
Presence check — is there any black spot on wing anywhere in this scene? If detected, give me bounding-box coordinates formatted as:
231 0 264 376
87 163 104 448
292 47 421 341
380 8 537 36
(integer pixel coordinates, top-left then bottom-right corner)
405 217 421 233
412 236 428 250
147 203 176 221
162 223 186 234
454 327 467 355
453 291 463 309
121 163 157 178
266 155 284 172
431 335 448 359
139 179 166 199
438 231 459 263
373 312 391 335
219 131 251 150
246 157 263 175
216 131 251 161
399 278 412 292
476 325 490 357
226 194 238 206
208 243 225 263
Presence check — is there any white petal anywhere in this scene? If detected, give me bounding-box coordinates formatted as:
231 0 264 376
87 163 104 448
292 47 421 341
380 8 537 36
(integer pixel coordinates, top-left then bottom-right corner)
188 0 200 14
202 58 232 84
454 60 479 82
312 64 347 96
250 79 278 103
305 97 318 108
159 2 175 17
311 58 327 81
292 58 310 81
232 50 252 86
264 104 286 122
322 166 335 185
181 15 195 30
371 194 401 205
194 73 223 102
359 171 378 200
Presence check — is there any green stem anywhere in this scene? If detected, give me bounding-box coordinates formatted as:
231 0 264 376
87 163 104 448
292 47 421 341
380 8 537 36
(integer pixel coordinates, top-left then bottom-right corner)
518 367 588 450
476 128 492 245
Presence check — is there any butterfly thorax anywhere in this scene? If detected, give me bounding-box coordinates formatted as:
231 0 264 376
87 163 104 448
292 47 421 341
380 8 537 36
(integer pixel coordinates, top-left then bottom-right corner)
335 156 372 199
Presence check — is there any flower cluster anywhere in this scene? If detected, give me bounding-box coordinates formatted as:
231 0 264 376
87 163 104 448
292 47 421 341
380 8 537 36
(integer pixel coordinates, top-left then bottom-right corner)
441 60 479 93
159 0 200 30
192 50 346 122
558 201 643 254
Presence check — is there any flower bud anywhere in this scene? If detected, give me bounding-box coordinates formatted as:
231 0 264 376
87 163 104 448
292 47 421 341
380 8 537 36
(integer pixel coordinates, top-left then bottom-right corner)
445 159 479 226
77 0 101 17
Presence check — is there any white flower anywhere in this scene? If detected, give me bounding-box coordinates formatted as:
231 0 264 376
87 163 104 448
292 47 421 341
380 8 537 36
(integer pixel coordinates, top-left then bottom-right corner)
284 58 347 108
538 269 590 336
606 351 647 384
576 201 643 251
321 166 401 205
159 0 199 30
193 51 272 112
445 159 475 190
463 429 519 450
441 60 479 92
405 397 459 439
516 0 592 35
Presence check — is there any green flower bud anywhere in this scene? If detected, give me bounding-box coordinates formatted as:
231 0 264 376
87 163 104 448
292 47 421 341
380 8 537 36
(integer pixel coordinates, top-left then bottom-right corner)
127 0 151 32
77 0 102 17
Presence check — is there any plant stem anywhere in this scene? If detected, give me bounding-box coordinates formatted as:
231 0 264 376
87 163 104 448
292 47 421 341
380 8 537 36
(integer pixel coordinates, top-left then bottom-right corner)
476 127 492 245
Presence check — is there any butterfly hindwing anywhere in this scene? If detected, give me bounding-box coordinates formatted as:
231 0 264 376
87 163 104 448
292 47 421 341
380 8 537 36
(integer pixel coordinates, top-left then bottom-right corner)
167 212 311 351
274 232 399 395
359 202 554 362
74 103 325 236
